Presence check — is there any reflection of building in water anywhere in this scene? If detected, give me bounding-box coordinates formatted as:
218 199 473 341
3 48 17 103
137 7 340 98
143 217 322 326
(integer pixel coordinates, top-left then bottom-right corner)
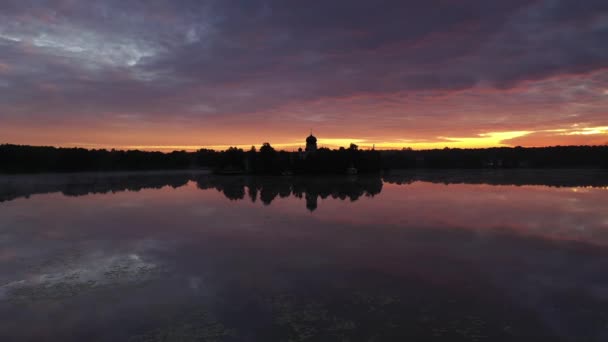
305 192 318 212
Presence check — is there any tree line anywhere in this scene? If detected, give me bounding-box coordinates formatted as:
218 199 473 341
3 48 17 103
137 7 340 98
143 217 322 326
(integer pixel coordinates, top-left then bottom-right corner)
382 145 608 169
1 143 606 174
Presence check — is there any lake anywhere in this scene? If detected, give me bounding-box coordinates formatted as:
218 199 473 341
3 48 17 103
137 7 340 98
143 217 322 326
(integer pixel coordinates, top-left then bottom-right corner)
1 170 608 341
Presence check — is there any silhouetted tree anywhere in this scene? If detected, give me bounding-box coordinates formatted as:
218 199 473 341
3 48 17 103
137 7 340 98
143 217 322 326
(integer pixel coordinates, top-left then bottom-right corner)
219 147 245 171
258 142 279 174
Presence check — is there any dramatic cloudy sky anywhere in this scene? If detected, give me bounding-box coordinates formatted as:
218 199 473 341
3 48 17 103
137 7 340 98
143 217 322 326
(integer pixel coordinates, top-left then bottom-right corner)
1 0 607 150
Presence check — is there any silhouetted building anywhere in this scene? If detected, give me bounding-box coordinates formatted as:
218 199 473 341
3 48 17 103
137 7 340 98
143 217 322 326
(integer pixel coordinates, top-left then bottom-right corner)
305 133 317 153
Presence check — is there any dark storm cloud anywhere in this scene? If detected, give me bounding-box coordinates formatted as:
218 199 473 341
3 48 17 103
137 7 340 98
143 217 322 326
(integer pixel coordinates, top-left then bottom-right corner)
1 0 607 123
142 0 536 102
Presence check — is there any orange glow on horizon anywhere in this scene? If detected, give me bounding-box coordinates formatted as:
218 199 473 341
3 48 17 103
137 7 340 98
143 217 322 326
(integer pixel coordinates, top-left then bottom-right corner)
8 126 601 152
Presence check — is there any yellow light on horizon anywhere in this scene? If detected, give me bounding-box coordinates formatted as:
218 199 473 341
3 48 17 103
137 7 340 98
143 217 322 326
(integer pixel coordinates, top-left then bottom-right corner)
367 131 531 150
45 126 607 152
106 131 531 151
563 126 608 136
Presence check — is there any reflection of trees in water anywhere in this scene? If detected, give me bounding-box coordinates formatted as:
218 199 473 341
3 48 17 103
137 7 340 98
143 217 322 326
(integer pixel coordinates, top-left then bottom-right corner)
0 173 192 203
4 169 604 206
0 173 382 210
61 175 189 197
196 176 383 211
197 177 248 201
382 169 608 188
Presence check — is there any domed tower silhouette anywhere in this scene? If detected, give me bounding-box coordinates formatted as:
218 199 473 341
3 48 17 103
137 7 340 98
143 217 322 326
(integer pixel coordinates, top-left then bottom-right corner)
305 131 317 153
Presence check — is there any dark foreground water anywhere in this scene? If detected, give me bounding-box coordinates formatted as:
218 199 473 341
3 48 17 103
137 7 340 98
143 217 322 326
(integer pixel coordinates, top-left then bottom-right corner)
1 170 608 341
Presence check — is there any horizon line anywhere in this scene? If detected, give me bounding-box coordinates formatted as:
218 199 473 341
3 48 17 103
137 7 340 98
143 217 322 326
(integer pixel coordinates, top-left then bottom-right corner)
2 142 607 153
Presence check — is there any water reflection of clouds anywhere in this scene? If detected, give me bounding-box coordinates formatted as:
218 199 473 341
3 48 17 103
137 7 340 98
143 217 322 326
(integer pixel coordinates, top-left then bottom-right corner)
1 172 608 247
0 251 160 301
112 200 146 208
0 172 608 340
190 206 217 217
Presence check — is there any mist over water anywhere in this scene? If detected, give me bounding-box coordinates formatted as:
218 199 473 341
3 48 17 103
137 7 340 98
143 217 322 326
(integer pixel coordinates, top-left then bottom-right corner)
1 171 607 341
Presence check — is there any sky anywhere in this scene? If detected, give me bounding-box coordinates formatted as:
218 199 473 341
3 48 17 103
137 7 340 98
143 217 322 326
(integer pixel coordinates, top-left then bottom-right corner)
1 0 607 151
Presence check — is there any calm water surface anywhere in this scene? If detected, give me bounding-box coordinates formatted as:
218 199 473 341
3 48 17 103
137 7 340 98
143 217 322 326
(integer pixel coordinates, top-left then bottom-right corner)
1 171 608 341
